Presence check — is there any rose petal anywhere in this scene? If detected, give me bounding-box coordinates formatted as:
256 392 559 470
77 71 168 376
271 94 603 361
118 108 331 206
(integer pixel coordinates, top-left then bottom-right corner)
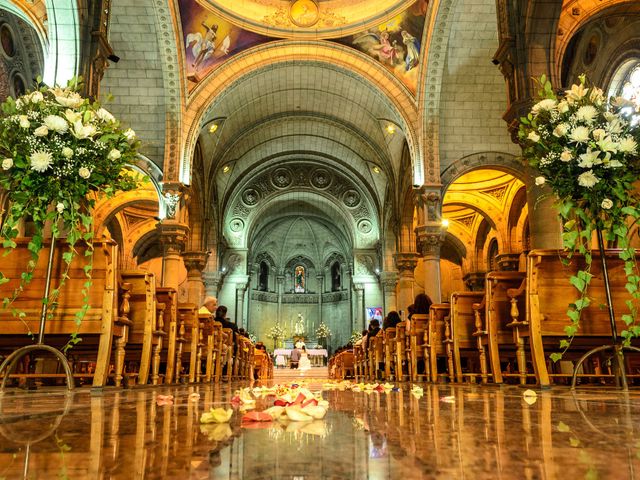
200 408 233 424
242 411 273 422
285 407 313 422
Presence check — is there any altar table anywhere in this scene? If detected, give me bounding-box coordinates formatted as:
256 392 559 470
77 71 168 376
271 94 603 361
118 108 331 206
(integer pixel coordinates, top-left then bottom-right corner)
273 348 328 366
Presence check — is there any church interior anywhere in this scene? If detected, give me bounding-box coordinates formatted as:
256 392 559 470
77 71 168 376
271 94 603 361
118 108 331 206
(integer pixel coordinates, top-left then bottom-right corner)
1 0 640 478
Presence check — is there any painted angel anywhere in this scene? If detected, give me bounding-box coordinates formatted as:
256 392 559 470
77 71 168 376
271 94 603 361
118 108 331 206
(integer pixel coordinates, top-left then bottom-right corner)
186 22 232 72
353 30 404 66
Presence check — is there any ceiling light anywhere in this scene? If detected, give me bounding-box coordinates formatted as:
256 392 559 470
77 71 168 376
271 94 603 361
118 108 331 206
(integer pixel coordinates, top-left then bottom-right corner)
386 124 396 135
209 123 219 134
222 165 231 173
441 219 450 228
372 166 381 174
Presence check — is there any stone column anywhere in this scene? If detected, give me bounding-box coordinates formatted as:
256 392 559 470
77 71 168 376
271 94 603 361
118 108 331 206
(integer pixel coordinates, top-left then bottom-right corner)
203 271 222 297
182 251 209 305
354 283 365 331
157 220 189 289
236 284 247 329
394 252 419 314
381 272 399 313
277 275 284 327
414 187 445 303
317 274 324 333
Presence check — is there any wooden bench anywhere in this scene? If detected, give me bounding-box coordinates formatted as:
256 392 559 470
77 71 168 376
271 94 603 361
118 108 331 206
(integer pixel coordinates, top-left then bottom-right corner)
394 321 410 381
0 239 119 387
155 287 177 384
521 249 640 386
382 327 397 381
407 313 430 382
428 303 453 382
450 292 485 383
176 303 200 383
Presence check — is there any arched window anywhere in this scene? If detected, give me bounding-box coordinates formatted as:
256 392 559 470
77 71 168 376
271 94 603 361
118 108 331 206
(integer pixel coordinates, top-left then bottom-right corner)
487 239 499 272
258 261 269 292
331 262 341 291
609 60 640 125
294 265 305 293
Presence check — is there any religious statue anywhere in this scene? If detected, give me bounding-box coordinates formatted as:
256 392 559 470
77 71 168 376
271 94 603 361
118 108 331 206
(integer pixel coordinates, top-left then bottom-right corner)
294 313 305 336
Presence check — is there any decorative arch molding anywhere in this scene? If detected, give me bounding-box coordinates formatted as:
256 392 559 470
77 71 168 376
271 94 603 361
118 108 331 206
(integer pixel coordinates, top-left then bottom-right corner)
324 252 347 270
252 251 276 269
180 42 421 185
93 190 159 237
440 152 528 190
600 40 640 95
284 255 316 272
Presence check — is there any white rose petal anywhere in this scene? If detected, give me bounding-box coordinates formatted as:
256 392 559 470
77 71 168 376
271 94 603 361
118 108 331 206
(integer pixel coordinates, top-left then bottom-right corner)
44 115 69 134
560 149 573 162
553 123 568 137
107 148 121 160
577 170 600 188
18 115 29 129
619 137 638 154
34 125 49 137
96 108 116 123
592 129 606 141
2 158 13 170
56 202 65 213
62 147 74 159
78 166 91 179
535 176 546 186
29 150 53 172
527 131 541 143
601 198 613 210
569 126 590 143
123 128 136 143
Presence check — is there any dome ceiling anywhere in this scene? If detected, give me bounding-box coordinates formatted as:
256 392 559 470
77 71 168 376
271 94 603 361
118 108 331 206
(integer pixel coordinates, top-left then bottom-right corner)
196 0 420 39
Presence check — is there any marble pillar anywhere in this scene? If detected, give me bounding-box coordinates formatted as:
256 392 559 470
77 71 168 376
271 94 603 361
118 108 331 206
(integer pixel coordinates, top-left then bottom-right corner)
236 284 247 329
317 274 324 333
182 251 209 305
157 220 189 289
394 252 419 314
354 283 365 331
414 187 445 303
381 272 398 313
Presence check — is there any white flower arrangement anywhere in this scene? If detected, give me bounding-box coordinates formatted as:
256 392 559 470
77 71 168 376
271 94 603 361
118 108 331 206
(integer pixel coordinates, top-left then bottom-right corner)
0 77 140 350
315 322 331 339
519 74 640 359
349 331 363 345
268 323 285 340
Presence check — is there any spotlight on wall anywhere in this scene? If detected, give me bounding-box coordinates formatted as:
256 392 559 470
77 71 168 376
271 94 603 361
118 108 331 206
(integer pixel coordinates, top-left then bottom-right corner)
375 268 380 275
441 218 450 228
209 123 219 134
385 123 396 135
221 267 227 272
108 54 120 63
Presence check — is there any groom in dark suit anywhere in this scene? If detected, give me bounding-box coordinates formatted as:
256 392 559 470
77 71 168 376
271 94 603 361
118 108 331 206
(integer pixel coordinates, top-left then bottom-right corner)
290 347 301 369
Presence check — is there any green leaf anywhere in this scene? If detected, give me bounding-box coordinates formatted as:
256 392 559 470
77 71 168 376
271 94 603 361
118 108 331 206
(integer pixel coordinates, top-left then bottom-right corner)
569 437 581 448
557 421 570 433
550 352 563 363
564 325 578 337
570 275 586 292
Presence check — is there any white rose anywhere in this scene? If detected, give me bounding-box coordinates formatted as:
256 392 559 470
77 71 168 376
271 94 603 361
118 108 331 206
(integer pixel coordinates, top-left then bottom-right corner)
577 170 600 188
527 131 541 143
591 129 606 141
569 126 590 143
15 99 23 109
78 166 91 179
123 128 136 143
2 158 13 170
64 109 82 124
56 202 65 213
62 147 74 158
557 100 569 113
71 120 97 140
532 99 557 115
18 115 29 129
553 123 568 137
560 149 573 162
33 125 49 137
29 91 43 103
107 148 121 160
535 176 546 186
575 105 598 123
29 150 53 172
601 198 613 210
96 108 115 123
55 92 83 108
43 115 69 134
618 137 638 154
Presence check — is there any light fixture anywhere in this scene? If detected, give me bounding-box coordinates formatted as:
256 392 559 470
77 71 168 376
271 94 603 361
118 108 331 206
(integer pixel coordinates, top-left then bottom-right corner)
372 166 381 174
222 165 231 173
441 218 450 228
221 267 227 272
209 123 219 134
375 268 380 275
386 124 396 135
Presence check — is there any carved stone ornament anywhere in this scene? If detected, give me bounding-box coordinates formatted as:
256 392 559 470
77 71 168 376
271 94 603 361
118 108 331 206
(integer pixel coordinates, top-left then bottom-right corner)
182 251 209 274
394 252 419 273
157 221 189 255
163 192 180 219
416 226 445 258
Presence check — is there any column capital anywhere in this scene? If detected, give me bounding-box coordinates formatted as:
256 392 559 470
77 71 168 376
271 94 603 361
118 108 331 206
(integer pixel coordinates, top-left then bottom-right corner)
464 272 487 292
353 283 365 293
161 182 189 220
394 252 419 273
182 250 209 274
157 220 189 256
415 225 446 259
380 272 399 292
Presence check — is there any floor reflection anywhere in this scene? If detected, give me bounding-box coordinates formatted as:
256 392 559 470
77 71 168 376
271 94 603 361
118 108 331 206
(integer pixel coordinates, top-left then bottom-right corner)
0 382 639 479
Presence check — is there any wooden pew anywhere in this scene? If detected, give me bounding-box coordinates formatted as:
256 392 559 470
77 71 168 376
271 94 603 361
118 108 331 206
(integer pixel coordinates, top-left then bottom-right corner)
394 321 410 381
353 341 363 380
450 291 485 383
521 249 640 386
368 331 383 381
482 271 527 384
383 327 397 381
0 239 119 387
176 303 200 383
407 314 430 382
428 303 453 383
155 287 177 384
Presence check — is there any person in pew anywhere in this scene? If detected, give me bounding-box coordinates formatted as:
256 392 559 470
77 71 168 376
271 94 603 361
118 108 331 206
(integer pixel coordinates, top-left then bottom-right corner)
413 293 432 315
214 306 237 375
383 311 401 330
198 296 218 315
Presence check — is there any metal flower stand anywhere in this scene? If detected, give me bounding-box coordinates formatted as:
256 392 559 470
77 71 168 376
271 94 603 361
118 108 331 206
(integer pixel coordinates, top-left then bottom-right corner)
0 233 75 391
570 228 640 390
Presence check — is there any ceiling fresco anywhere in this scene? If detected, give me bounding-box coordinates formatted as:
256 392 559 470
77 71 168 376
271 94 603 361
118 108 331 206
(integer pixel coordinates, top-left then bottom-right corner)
177 0 429 94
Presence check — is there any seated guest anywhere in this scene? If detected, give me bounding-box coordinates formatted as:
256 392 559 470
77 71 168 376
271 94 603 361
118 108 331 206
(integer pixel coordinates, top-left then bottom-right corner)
413 293 432 315
406 304 415 320
199 296 217 315
215 306 237 372
368 319 381 338
383 311 401 330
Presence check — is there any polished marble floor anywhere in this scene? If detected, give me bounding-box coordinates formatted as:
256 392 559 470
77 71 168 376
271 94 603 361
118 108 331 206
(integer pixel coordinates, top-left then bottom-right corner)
0 380 639 479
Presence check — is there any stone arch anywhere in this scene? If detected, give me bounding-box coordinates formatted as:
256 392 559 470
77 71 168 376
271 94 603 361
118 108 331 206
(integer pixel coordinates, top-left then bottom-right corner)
180 42 421 186
440 152 527 190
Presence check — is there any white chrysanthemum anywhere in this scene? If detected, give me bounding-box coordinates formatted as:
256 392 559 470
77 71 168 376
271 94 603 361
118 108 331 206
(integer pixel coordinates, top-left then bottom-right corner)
33 125 49 137
553 123 568 137
591 129 606 141
96 108 115 123
535 176 546 186
62 147 74 159
575 105 598 123
618 137 638 154
560 149 573 162
64 109 82 124
56 202 65 213
532 99 557 115
55 92 83 108
601 198 613 210
71 120 97 140
78 166 91 179
577 170 600 188
123 128 136 143
569 126 590 143
2 158 13 170
527 131 540 143
29 150 53 172
43 115 69 133
18 115 29 129
107 148 121 160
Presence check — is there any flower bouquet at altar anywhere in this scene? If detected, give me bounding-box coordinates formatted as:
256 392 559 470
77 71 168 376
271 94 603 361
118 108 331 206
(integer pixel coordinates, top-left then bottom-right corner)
519 74 640 360
268 323 286 349
315 322 331 348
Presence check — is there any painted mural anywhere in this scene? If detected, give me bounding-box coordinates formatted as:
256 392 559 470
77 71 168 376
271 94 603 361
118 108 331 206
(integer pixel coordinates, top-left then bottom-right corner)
334 1 428 95
178 0 272 87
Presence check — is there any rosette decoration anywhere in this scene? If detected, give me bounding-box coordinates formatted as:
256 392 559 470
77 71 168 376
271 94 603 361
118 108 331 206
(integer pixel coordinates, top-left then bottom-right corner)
519 74 640 359
0 78 139 349
315 322 331 339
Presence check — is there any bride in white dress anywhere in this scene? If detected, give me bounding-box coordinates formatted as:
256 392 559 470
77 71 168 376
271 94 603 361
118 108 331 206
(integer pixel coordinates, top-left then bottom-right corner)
298 346 311 372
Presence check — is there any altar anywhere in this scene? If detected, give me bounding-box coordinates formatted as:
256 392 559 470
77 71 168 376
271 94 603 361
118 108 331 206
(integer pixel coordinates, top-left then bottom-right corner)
273 348 328 367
